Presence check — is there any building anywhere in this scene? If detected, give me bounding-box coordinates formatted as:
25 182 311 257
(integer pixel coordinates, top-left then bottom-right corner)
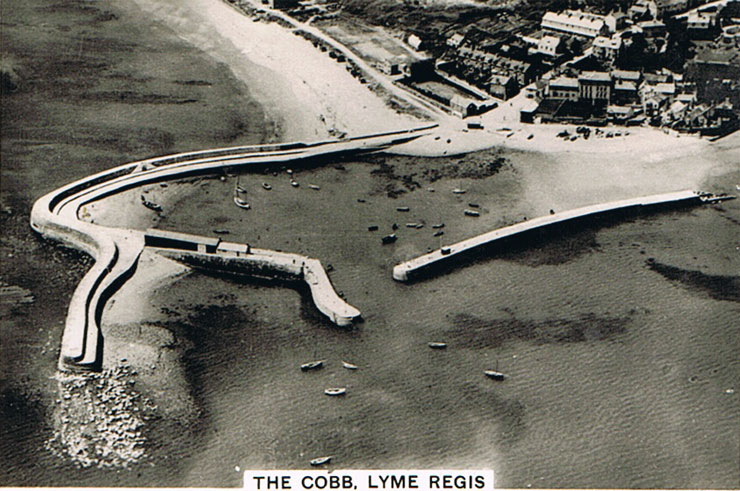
654 0 689 16
541 10 611 38
536 35 563 57
548 76 580 100
611 70 642 84
265 0 299 9
614 80 639 104
636 20 668 38
607 104 636 123
604 11 628 32
145 229 221 254
378 57 405 76
407 34 424 51
592 36 623 65
629 0 657 20
447 33 466 48
578 71 612 102
449 95 479 118
487 73 518 100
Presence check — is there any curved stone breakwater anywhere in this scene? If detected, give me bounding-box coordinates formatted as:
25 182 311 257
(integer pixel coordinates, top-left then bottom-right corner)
393 190 733 282
30 126 436 372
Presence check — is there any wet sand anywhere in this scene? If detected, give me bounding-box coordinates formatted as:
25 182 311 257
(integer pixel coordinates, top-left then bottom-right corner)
0 0 276 484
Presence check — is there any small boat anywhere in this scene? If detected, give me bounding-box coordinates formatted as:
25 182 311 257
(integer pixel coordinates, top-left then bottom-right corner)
287 169 293 175
428 342 447 349
415 223 424 229
406 223 419 228
357 198 366 203
368 225 379 231
342 361 358 370
484 370 506 381
159 182 168 188
142 200 162 212
464 209 480 217
397 206 410 212
440 247 452 255
234 196 250 209
468 203 479 208
213 229 229 234
433 230 444 237
236 185 247 194
300 360 324 371
452 188 466 194
432 223 445 229
290 180 299 187
310 456 333 466
381 234 397 244
324 387 346 396
309 184 321 190
262 183 272 190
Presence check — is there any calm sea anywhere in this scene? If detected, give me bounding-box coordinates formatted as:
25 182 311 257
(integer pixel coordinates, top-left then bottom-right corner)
3 147 738 489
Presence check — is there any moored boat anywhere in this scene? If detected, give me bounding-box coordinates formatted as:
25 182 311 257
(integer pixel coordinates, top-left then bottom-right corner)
464 209 480 217
233 196 250 209
262 183 272 190
290 180 299 187
484 370 506 381
342 361 358 370
381 234 397 244
310 456 333 466
300 360 324 371
397 206 410 212
324 387 346 396
309 184 321 190
428 342 447 349
452 188 466 194
142 200 162 212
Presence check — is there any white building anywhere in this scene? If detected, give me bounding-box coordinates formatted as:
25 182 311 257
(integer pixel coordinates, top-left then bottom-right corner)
537 35 562 56
541 10 611 38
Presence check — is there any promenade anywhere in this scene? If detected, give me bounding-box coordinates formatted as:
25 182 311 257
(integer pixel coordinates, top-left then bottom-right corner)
31 126 435 371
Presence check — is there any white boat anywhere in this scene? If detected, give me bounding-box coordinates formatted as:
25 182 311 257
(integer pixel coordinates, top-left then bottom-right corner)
262 183 272 190
324 387 346 396
233 196 250 209
452 188 466 194
484 370 506 381
428 342 447 349
310 456 333 466
236 185 247 194
290 180 299 187
300 360 324 371
464 209 480 217
342 361 358 370
309 184 321 190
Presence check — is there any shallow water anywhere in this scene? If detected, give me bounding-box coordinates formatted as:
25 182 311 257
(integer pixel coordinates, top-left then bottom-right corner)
139 150 740 489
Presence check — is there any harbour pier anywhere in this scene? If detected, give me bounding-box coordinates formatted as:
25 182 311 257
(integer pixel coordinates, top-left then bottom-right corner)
393 190 732 282
31 126 435 371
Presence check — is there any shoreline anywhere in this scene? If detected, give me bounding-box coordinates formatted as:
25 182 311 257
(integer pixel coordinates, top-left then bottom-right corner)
3 0 739 485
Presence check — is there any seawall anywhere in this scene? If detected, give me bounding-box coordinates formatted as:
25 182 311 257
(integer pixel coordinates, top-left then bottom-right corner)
31 127 434 371
393 190 731 282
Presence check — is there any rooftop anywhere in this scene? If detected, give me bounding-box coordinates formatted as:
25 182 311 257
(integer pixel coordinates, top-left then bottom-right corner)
549 76 579 88
579 71 612 82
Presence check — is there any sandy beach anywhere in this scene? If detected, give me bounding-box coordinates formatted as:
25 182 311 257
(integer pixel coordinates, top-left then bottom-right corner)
128 0 420 140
